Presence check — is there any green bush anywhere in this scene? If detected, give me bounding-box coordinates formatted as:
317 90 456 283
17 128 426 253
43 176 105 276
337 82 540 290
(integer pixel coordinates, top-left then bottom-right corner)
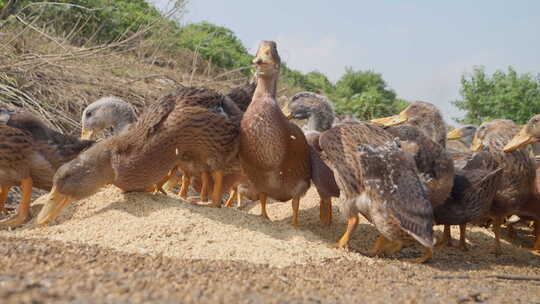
330 68 406 120
453 66 540 124
5 0 164 45
178 21 253 74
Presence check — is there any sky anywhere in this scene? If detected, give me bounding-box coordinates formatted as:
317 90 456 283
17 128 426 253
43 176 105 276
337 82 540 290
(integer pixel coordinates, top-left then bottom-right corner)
152 0 540 124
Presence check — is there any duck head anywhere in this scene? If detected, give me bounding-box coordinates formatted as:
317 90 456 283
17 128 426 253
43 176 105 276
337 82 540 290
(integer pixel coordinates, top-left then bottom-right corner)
371 101 446 147
253 41 281 78
504 115 540 152
81 96 136 140
36 141 115 225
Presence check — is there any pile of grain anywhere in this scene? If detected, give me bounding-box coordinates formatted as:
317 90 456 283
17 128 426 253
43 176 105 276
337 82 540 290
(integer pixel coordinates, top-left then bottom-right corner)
2 186 536 268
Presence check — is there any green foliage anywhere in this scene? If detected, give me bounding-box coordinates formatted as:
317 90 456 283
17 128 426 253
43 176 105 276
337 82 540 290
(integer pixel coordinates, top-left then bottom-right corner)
178 21 253 74
453 66 540 125
6 0 164 45
330 68 405 120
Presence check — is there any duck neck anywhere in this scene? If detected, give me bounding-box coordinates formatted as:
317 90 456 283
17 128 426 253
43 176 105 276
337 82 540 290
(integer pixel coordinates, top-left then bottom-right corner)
111 106 136 135
253 72 278 100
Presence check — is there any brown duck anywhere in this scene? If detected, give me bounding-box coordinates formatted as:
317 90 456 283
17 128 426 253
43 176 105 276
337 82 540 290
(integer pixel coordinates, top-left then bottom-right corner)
372 101 448 148
280 92 339 225
37 88 240 224
434 151 503 250
471 119 539 253
319 124 434 263
0 107 93 228
239 41 311 227
504 114 540 251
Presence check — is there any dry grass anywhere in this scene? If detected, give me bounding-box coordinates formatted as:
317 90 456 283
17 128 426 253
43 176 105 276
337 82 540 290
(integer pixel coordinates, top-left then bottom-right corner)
0 7 257 135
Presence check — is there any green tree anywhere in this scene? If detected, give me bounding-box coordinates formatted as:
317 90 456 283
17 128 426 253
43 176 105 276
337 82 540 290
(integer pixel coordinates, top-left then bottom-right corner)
178 21 253 73
331 68 405 120
303 71 334 93
453 66 540 125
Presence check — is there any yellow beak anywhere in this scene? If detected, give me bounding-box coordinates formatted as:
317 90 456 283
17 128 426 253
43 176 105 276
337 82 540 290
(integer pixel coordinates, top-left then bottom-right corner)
371 111 408 126
447 128 463 140
36 187 73 225
281 103 293 120
470 136 484 152
503 128 534 152
80 128 95 140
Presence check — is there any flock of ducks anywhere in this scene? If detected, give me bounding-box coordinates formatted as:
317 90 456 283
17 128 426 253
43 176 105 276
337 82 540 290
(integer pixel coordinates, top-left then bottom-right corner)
1 40 540 263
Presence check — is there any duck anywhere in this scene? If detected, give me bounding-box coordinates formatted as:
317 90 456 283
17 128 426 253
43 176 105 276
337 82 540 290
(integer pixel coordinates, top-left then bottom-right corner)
0 107 94 228
434 151 503 251
80 96 137 140
226 81 257 112
503 114 540 251
304 130 339 225
239 41 311 227
318 125 434 263
471 119 539 253
371 101 447 148
384 125 454 207
279 92 340 225
447 125 477 150
37 87 240 224
282 92 335 132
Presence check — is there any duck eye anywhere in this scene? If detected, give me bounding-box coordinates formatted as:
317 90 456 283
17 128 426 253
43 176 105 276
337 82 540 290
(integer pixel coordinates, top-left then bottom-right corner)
86 111 92 118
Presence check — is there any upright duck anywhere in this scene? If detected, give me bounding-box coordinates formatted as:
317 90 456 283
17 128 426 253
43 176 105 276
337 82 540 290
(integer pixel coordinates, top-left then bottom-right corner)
239 41 311 227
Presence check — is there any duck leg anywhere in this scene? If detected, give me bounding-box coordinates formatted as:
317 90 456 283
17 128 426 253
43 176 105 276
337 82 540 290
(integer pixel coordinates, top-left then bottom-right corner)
291 197 300 228
330 214 359 248
0 177 32 229
224 186 238 208
319 195 332 226
492 216 503 255
458 224 469 251
366 235 392 257
207 170 223 208
147 168 177 195
0 185 11 215
178 174 192 198
404 247 433 264
435 225 452 248
259 192 270 220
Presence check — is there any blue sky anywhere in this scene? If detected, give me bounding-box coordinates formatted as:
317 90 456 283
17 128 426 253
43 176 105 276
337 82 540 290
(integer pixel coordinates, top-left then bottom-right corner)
152 0 540 123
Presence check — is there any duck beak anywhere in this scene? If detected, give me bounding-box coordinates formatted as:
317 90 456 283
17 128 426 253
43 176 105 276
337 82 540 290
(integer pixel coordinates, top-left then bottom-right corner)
447 129 463 140
80 128 95 140
36 187 73 225
470 136 484 152
281 103 293 119
503 128 534 152
371 111 407 126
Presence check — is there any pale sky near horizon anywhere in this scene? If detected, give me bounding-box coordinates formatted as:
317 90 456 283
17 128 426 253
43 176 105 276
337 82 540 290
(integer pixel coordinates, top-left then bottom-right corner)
152 0 540 124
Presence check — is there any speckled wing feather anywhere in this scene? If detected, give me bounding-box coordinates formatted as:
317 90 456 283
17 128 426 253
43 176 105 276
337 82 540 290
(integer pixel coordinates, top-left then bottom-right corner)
383 151 434 247
0 122 33 184
226 82 256 112
112 105 239 191
318 121 393 198
386 125 454 206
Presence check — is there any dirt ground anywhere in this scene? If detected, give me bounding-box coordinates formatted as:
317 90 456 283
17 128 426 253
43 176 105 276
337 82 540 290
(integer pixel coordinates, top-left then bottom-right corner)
1 186 540 303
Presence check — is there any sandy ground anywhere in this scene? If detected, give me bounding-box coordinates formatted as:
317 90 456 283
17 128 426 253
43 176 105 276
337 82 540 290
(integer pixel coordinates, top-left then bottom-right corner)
1 186 540 303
